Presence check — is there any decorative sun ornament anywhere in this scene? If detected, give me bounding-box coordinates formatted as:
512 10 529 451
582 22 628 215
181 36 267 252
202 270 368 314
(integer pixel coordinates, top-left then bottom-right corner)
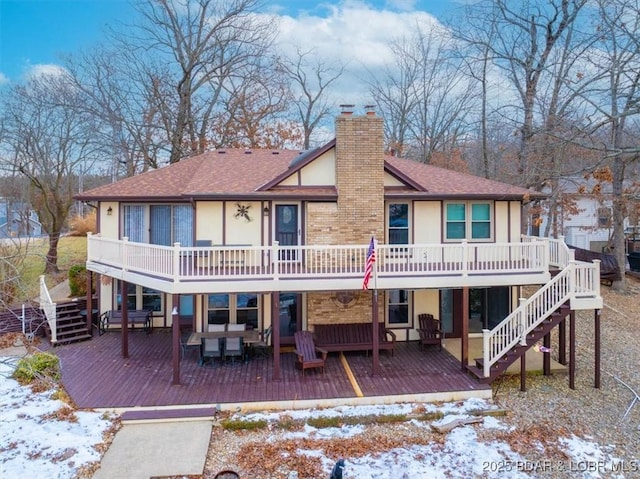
234 203 252 222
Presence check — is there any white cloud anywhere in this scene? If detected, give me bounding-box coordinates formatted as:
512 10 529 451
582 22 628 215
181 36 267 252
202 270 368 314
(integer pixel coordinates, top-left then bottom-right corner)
272 1 442 105
24 63 68 80
0 72 9 85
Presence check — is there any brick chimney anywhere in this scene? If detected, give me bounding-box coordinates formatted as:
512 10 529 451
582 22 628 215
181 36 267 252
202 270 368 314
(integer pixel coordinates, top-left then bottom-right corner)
334 108 385 244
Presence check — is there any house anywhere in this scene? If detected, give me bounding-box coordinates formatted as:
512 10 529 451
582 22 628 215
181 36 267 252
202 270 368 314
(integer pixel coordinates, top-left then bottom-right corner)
538 177 639 253
0 198 42 239
70 109 603 391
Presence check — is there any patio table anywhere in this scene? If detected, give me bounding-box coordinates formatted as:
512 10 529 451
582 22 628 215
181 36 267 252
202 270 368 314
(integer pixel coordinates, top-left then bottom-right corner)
186 330 260 347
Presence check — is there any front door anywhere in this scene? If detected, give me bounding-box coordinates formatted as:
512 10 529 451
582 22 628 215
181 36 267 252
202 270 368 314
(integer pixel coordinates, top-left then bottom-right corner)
275 204 299 261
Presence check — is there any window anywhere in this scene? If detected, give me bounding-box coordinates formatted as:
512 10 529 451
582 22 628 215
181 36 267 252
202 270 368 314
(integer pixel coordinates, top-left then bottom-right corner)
237 294 258 329
597 207 611 228
122 204 194 246
387 290 410 326
445 202 492 241
207 293 259 328
116 282 162 313
208 294 230 325
388 203 409 244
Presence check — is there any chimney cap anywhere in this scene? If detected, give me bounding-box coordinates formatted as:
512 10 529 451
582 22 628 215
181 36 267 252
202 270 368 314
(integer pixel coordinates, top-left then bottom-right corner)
364 104 376 115
339 104 355 114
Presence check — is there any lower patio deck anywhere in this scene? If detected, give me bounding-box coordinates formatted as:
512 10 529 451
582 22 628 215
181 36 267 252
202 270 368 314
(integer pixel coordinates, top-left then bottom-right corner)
49 329 491 411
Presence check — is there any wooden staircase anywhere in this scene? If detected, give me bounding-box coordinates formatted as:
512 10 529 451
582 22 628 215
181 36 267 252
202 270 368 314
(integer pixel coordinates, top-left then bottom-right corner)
46 301 93 346
466 303 571 383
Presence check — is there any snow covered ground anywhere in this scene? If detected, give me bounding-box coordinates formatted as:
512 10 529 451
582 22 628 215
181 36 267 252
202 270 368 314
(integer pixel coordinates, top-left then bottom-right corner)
0 354 630 479
0 356 115 479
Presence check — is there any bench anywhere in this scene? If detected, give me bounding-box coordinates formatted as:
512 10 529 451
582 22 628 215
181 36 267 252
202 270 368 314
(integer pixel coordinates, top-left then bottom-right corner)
100 309 152 335
313 323 396 356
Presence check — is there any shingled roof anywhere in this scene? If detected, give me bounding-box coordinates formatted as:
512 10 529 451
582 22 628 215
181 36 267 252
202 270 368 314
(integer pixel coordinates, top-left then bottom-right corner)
76 142 543 202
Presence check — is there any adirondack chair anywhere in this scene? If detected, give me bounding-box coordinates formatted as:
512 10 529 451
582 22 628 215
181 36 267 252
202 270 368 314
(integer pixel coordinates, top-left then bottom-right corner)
294 330 328 375
417 313 444 350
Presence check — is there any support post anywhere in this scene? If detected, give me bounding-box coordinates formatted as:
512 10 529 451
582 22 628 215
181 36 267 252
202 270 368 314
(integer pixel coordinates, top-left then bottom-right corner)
461 287 469 371
520 354 526 392
569 310 576 389
372 290 380 376
172 296 180 385
121 280 129 359
594 309 601 389
543 333 551 376
272 291 281 381
85 271 93 333
558 318 567 365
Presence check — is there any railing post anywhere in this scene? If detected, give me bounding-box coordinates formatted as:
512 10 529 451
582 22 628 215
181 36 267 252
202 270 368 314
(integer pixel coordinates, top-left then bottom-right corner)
518 297 527 346
173 242 181 282
87 232 93 263
462 239 468 276
272 241 280 280
593 260 601 298
482 329 490 377
541 237 549 270
568 261 576 295
122 237 129 272
39 275 57 343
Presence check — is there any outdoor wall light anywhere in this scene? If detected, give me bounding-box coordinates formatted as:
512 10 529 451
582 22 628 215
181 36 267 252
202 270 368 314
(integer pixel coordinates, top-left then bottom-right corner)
106 206 113 216
171 306 178 315
263 206 270 216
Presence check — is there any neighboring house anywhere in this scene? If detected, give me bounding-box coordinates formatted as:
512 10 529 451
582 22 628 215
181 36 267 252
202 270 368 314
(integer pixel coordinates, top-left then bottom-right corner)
0 199 42 239
72 110 602 386
538 177 638 253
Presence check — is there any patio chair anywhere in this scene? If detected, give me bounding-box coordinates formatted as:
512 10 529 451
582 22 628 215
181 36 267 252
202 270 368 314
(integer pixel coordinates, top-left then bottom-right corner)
417 313 444 350
180 329 199 360
227 323 245 332
252 325 272 359
294 330 328 376
207 323 226 332
199 337 223 367
223 336 244 365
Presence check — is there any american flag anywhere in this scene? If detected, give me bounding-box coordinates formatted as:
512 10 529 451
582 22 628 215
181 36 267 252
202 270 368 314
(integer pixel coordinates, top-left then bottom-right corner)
362 237 376 290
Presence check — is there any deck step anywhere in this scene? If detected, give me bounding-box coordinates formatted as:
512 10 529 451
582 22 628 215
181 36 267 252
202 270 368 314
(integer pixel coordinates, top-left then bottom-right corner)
121 407 218 423
465 364 492 383
51 333 92 346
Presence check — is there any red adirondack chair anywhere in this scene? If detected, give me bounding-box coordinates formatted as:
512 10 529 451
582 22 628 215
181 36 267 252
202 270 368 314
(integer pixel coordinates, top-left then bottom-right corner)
417 313 444 350
294 330 328 375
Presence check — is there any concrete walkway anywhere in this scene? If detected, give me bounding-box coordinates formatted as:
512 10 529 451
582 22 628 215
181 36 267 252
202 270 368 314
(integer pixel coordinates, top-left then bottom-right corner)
92 420 213 479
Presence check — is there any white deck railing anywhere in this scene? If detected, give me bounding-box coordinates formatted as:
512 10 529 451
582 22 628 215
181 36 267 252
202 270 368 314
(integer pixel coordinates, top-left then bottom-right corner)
86 234 550 282
481 260 600 377
39 275 57 343
522 234 573 268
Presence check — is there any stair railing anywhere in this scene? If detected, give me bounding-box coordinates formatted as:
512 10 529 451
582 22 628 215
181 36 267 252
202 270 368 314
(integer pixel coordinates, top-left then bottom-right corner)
39 275 57 343
481 260 599 377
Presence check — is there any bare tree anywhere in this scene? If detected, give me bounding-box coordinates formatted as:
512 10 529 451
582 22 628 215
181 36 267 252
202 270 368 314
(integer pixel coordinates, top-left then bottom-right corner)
575 0 640 290
455 0 587 187
278 47 345 149
119 0 276 164
368 25 476 163
64 47 165 178
0 73 102 273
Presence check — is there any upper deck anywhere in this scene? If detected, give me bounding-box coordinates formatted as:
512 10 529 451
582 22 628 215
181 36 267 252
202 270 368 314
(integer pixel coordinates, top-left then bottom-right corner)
86 234 556 294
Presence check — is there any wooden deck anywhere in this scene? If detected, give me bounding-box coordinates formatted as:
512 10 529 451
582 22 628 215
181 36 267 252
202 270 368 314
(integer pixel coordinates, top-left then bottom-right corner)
47 329 490 410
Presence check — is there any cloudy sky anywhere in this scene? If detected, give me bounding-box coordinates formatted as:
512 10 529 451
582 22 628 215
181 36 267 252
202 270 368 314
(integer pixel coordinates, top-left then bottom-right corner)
0 0 464 88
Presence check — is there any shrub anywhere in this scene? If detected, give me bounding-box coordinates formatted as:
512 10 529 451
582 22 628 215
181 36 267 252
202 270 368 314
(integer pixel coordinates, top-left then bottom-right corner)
220 418 268 431
13 352 60 386
68 263 96 297
68 211 96 236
